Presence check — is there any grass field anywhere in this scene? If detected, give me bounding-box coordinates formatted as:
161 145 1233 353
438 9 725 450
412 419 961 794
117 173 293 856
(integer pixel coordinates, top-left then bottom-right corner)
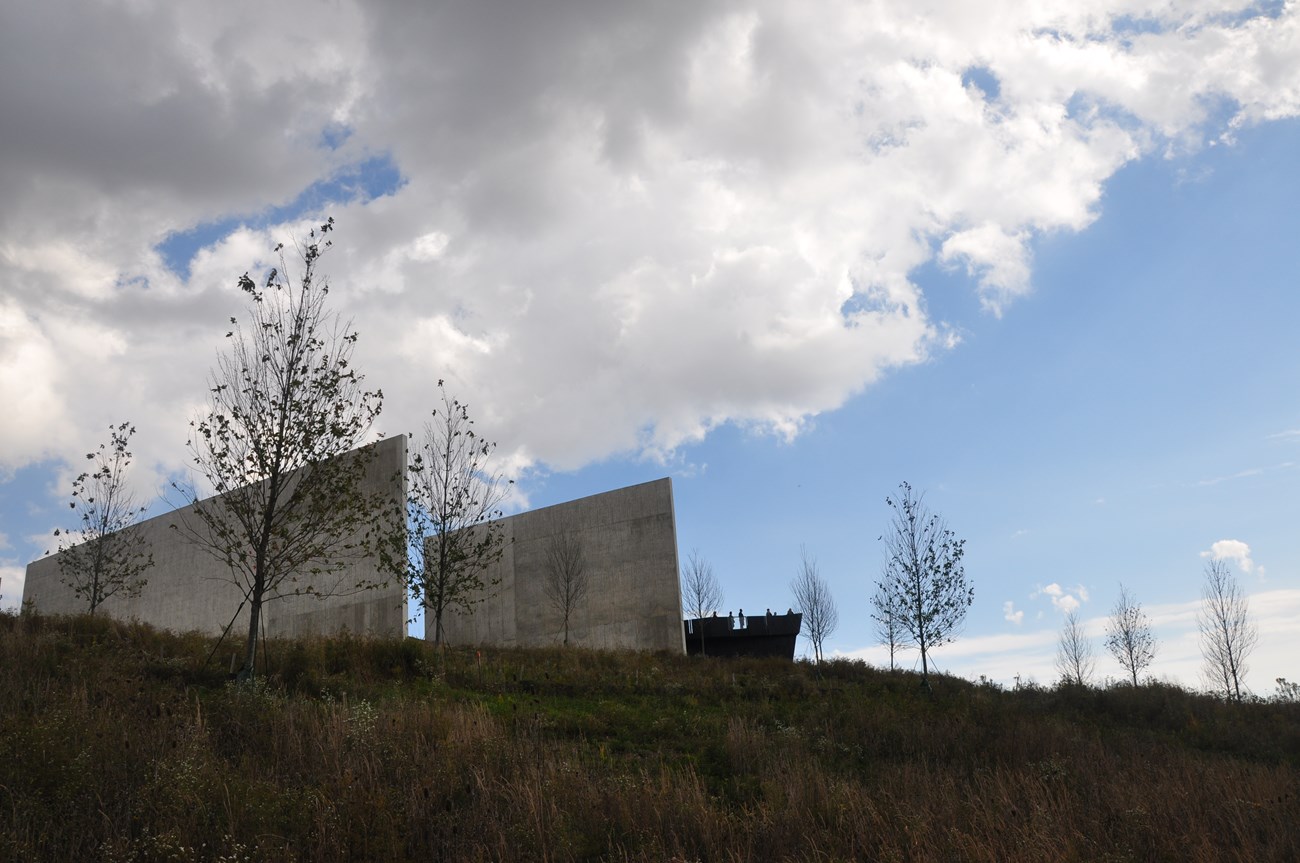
1 611 1297 862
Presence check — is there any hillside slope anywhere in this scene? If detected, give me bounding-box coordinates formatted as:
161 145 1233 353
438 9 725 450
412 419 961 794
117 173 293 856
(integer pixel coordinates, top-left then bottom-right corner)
2 612 1297 861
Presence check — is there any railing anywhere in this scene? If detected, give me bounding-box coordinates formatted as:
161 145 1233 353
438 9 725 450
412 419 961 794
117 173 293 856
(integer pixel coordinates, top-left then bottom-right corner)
685 611 802 638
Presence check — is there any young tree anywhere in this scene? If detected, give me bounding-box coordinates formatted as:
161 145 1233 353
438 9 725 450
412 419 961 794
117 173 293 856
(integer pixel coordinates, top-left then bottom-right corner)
1105 584 1156 686
791 545 838 663
1274 678 1300 703
406 381 511 645
875 482 972 685
870 580 904 671
680 549 722 656
1055 609 1095 687
543 531 589 645
54 422 153 614
179 219 392 680
1199 559 1257 701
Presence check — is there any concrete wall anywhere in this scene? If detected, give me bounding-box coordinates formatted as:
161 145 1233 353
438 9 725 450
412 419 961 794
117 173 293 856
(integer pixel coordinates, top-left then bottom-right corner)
437 478 685 653
23 436 407 640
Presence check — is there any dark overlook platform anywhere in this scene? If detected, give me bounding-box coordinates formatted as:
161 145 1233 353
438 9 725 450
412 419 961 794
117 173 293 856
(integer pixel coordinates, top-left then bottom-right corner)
683 611 802 659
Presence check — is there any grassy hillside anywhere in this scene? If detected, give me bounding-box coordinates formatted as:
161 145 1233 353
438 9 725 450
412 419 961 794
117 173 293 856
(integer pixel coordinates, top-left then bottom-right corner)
1 612 1297 862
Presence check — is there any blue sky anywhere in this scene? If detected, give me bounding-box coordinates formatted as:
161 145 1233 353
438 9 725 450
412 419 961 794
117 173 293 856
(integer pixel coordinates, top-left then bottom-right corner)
2 0 1298 691
523 118 1300 685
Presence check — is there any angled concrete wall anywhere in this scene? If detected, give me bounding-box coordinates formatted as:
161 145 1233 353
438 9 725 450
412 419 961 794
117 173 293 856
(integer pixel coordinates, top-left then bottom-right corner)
23 436 407 640
437 478 686 653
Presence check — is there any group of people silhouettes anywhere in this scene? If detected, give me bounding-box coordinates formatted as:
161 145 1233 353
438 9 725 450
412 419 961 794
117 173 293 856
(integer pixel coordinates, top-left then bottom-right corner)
707 607 792 629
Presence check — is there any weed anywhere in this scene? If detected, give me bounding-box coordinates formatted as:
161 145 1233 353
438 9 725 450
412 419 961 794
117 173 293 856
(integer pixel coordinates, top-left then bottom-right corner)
1 612 1297 861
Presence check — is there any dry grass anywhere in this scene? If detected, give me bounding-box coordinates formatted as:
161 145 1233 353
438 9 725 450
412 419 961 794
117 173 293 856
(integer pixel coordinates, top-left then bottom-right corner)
1 611 1297 862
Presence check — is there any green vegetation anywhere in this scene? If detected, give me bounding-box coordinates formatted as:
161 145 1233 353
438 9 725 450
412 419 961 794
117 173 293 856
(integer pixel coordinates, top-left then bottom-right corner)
53 421 153 614
175 219 389 680
2 612 1297 862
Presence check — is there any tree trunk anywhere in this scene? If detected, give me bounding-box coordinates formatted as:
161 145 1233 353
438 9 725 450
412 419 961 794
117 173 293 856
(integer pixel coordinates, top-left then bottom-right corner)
90 538 103 615
89 541 103 616
918 619 930 685
240 596 261 681
429 589 445 646
240 567 266 681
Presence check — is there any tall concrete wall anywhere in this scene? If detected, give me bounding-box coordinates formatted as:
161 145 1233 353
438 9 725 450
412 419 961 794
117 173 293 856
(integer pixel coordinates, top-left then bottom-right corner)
437 478 686 653
23 436 407 640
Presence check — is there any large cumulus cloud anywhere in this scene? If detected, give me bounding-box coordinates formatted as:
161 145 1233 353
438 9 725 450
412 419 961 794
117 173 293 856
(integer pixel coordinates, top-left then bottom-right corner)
3 0 1300 483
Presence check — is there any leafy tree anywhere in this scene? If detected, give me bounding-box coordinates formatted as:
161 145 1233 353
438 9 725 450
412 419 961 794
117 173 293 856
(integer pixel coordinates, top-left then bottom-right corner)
1199 559 1257 701
1105 584 1156 686
406 381 511 645
53 422 153 614
874 482 972 685
543 531 589 645
791 545 838 663
680 548 722 656
1055 609 1095 687
177 219 392 679
1273 678 1300 703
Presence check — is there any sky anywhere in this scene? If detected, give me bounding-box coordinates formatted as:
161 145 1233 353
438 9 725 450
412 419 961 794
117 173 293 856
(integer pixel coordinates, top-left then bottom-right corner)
2 0 1298 692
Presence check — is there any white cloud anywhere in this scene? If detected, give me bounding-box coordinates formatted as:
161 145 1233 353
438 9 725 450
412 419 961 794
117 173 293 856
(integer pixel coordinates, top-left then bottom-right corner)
3 1 1300 481
1197 466 1265 486
1195 458 1298 486
1003 600 1024 625
1032 581 1088 613
0 565 25 612
940 223 1032 315
1200 539 1256 574
25 530 61 562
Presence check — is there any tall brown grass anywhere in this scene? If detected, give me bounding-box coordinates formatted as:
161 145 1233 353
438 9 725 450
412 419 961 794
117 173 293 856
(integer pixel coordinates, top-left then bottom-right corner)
1 611 1296 861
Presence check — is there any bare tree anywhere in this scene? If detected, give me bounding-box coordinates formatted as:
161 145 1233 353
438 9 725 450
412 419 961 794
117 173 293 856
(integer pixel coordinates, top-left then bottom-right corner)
680 549 722 656
1105 584 1156 686
791 546 838 663
407 381 511 645
53 422 153 614
178 220 393 680
1056 609 1095 687
1199 559 1257 701
543 531 589 645
870 580 904 671
875 482 972 685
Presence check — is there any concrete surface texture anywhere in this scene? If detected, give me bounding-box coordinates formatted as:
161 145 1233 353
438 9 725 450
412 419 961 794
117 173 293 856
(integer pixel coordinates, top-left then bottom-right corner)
23 436 407 640
437 478 686 653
